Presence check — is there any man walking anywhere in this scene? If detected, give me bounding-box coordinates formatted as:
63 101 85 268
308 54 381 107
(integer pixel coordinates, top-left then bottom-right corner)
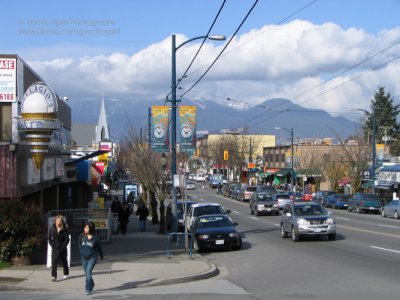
136 203 149 232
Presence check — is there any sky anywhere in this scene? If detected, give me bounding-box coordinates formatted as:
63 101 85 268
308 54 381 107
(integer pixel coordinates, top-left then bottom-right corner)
1 0 400 122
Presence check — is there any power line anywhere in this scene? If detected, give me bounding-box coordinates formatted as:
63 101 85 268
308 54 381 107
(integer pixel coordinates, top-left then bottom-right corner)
180 0 260 98
164 0 227 103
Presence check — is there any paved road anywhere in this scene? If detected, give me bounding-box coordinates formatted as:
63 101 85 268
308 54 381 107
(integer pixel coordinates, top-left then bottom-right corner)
188 185 400 300
4 184 400 299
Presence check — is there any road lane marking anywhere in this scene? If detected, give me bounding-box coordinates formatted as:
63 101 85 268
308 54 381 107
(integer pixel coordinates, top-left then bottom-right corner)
199 198 205 201
232 211 240 214
274 224 280 227
250 217 260 221
337 224 400 239
378 224 399 229
336 217 351 221
370 246 400 254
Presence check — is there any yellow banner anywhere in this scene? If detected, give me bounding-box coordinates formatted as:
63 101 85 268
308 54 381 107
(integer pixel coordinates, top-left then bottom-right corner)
179 106 196 147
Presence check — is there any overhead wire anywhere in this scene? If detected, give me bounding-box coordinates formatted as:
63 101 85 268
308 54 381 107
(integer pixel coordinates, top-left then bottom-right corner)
164 0 227 104
180 0 260 98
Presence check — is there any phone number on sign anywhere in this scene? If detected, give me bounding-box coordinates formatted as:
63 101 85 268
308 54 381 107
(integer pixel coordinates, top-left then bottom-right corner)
0 93 14 101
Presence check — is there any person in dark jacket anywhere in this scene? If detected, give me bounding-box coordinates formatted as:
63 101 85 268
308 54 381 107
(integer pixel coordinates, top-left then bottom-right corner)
118 202 131 235
48 215 70 282
136 203 149 232
111 196 121 214
79 221 104 295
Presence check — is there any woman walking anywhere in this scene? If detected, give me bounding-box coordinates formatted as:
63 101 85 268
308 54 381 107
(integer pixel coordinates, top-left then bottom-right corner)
79 221 104 295
48 215 70 282
118 202 131 235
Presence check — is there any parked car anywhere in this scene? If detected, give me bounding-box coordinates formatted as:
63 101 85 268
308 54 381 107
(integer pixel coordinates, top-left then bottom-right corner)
325 194 351 209
190 214 242 252
273 193 292 209
237 185 257 202
186 180 195 190
195 173 206 182
188 174 195 180
249 192 279 216
313 190 336 205
347 193 381 214
381 200 400 219
223 183 240 197
186 203 231 231
167 199 197 232
210 174 223 189
280 201 336 242
231 184 242 200
289 191 303 202
302 193 314 201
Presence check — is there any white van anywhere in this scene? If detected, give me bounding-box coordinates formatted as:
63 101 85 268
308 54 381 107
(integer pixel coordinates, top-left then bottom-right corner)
195 173 205 182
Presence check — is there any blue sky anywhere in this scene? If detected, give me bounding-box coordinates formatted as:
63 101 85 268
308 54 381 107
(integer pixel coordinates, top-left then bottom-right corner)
1 0 400 119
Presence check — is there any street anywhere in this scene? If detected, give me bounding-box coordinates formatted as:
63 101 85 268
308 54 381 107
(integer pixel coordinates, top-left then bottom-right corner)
3 183 400 300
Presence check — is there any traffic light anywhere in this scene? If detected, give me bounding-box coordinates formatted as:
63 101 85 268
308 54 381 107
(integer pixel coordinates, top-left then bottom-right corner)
223 150 229 160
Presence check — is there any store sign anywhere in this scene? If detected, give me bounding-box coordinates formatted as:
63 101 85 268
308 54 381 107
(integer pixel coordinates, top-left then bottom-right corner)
99 141 113 157
0 58 17 102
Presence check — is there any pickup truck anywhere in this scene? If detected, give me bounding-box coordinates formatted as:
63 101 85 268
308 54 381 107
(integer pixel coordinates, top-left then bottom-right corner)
347 193 381 214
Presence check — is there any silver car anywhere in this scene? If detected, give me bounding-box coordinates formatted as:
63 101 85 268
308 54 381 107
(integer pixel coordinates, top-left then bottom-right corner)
381 200 400 219
280 202 336 242
249 192 279 216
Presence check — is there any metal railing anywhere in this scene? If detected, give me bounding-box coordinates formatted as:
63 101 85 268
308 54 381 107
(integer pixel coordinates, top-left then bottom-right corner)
47 208 112 242
166 232 193 258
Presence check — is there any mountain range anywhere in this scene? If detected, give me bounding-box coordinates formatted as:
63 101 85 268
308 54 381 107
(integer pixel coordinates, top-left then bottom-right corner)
70 98 357 142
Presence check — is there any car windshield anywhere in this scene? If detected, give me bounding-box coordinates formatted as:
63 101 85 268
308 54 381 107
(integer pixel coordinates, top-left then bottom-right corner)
294 204 326 216
194 206 224 216
246 187 257 192
197 216 232 227
257 194 273 201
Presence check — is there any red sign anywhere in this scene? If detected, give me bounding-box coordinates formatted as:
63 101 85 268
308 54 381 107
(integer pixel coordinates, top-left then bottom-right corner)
248 162 256 168
95 161 105 174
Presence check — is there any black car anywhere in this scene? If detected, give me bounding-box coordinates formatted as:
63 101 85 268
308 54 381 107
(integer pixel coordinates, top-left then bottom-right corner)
167 199 197 232
223 183 240 197
191 214 242 252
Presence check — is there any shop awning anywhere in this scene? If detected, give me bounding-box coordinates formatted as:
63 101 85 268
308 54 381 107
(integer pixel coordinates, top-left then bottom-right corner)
375 181 398 190
338 177 351 186
264 168 279 175
296 169 322 177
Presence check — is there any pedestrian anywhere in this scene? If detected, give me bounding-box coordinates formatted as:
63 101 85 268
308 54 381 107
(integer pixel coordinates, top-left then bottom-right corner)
79 221 104 295
118 202 131 235
111 196 121 214
166 206 173 231
48 215 70 282
217 182 223 195
127 192 135 214
136 203 149 232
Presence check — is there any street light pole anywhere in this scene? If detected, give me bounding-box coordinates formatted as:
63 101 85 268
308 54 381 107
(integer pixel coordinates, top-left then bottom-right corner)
170 34 225 231
350 108 376 193
275 127 294 192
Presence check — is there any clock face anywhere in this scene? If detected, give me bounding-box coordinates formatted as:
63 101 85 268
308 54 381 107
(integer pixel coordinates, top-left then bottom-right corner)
180 124 193 139
153 126 165 139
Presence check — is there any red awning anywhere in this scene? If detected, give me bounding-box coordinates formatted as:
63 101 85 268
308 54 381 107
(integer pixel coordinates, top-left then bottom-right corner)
338 177 351 186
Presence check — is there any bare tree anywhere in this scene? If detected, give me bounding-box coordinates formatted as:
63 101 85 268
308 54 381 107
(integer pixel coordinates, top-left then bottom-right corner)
119 124 169 233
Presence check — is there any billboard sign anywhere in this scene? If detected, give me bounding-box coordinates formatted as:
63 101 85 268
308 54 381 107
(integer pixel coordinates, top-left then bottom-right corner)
0 58 17 102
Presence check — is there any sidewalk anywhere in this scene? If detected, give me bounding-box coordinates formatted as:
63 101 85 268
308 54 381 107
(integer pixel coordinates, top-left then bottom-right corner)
0 214 218 292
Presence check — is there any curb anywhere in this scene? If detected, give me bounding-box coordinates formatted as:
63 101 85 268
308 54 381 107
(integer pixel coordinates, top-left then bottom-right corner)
138 260 219 287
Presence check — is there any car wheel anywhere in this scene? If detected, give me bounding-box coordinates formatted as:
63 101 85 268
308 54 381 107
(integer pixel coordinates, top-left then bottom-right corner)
292 227 300 242
255 210 260 216
356 207 361 214
281 224 288 238
332 204 336 209
395 211 399 220
250 209 254 215
347 207 352 212
232 238 242 251
328 233 336 241
381 209 386 217
275 210 280 216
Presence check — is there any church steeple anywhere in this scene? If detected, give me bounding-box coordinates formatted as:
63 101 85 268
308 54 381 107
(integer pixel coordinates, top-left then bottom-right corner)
96 96 110 142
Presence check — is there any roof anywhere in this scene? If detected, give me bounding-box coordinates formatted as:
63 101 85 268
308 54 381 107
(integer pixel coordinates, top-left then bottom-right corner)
191 203 222 208
71 124 96 147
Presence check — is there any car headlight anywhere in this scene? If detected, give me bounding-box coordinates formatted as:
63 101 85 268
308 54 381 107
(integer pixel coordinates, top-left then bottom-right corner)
297 218 309 225
198 235 209 240
229 232 238 237
325 218 335 224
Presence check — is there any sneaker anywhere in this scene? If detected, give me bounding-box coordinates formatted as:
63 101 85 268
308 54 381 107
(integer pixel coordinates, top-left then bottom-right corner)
51 277 56 282
85 290 93 295
63 275 68 279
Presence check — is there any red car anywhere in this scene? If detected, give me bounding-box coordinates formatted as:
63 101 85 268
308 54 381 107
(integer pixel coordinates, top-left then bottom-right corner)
302 193 313 201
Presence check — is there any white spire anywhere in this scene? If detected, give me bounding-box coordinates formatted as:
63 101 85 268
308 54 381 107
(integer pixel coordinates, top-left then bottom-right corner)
95 95 110 142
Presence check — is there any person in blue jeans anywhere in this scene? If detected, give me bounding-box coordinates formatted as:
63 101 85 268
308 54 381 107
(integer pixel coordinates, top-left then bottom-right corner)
79 222 104 295
136 203 149 232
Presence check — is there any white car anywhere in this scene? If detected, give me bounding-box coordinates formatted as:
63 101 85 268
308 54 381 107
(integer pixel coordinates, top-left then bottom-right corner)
195 174 205 182
186 203 231 231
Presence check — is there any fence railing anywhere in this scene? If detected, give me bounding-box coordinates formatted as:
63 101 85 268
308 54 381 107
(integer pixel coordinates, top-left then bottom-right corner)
47 208 112 242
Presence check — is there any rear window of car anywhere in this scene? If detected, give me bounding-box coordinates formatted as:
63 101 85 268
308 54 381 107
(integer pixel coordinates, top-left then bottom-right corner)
364 194 379 201
294 204 326 216
198 216 231 227
194 206 224 216
246 187 257 192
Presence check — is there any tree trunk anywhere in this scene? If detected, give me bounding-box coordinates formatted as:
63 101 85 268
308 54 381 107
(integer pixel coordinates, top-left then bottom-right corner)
158 201 166 234
150 191 158 224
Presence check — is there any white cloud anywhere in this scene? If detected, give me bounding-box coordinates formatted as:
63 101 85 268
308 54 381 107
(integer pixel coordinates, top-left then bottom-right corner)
26 20 400 118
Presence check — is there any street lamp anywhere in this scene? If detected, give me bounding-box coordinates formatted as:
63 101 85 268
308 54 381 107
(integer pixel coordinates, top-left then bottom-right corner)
275 127 294 191
350 108 376 193
170 34 226 231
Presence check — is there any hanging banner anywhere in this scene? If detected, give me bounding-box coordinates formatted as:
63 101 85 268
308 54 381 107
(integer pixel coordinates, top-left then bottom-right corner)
151 106 169 152
179 106 196 151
